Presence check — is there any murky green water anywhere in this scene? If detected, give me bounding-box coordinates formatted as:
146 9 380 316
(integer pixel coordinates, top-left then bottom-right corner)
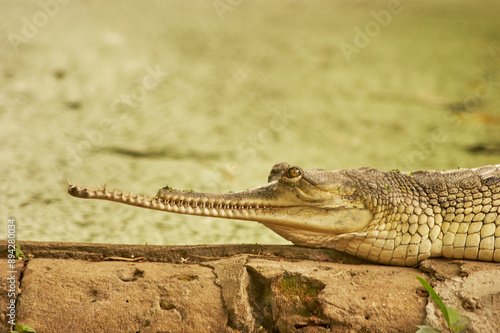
2 0 499 245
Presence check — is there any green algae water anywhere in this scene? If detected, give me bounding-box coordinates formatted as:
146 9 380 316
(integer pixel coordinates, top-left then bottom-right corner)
1 0 499 245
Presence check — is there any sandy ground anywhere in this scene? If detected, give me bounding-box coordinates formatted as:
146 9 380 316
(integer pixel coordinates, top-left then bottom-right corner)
1 0 500 245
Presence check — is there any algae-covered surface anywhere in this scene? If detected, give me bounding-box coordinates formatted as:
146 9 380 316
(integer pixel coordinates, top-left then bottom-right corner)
1 0 499 245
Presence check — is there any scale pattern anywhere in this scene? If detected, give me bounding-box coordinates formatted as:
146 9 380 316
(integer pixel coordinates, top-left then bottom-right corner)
324 165 500 265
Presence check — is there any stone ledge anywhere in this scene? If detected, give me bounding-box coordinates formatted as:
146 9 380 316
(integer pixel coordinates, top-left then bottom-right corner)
0 241 370 265
1 241 498 332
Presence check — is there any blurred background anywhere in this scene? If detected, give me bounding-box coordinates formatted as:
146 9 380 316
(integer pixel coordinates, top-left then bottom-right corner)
1 0 499 245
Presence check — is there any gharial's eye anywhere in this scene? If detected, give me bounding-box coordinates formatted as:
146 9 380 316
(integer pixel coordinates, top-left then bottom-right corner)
287 167 302 178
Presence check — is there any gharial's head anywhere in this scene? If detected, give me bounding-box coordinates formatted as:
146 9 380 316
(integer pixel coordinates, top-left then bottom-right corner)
68 162 374 240
249 162 373 235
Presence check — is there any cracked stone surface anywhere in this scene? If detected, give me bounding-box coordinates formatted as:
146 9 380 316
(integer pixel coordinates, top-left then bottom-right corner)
420 259 500 333
14 259 230 332
203 255 255 332
245 259 427 332
1 241 499 332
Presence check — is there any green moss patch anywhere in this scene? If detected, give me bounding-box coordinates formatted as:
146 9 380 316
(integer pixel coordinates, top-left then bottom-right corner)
274 273 325 318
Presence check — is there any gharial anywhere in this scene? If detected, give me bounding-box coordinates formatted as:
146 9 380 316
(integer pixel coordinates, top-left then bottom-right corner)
68 162 500 266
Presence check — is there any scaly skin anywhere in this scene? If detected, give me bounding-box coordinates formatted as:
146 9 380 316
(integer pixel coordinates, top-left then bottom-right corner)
68 162 500 266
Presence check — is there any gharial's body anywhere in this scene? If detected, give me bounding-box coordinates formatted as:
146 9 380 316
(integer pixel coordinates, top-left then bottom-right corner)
68 162 500 266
